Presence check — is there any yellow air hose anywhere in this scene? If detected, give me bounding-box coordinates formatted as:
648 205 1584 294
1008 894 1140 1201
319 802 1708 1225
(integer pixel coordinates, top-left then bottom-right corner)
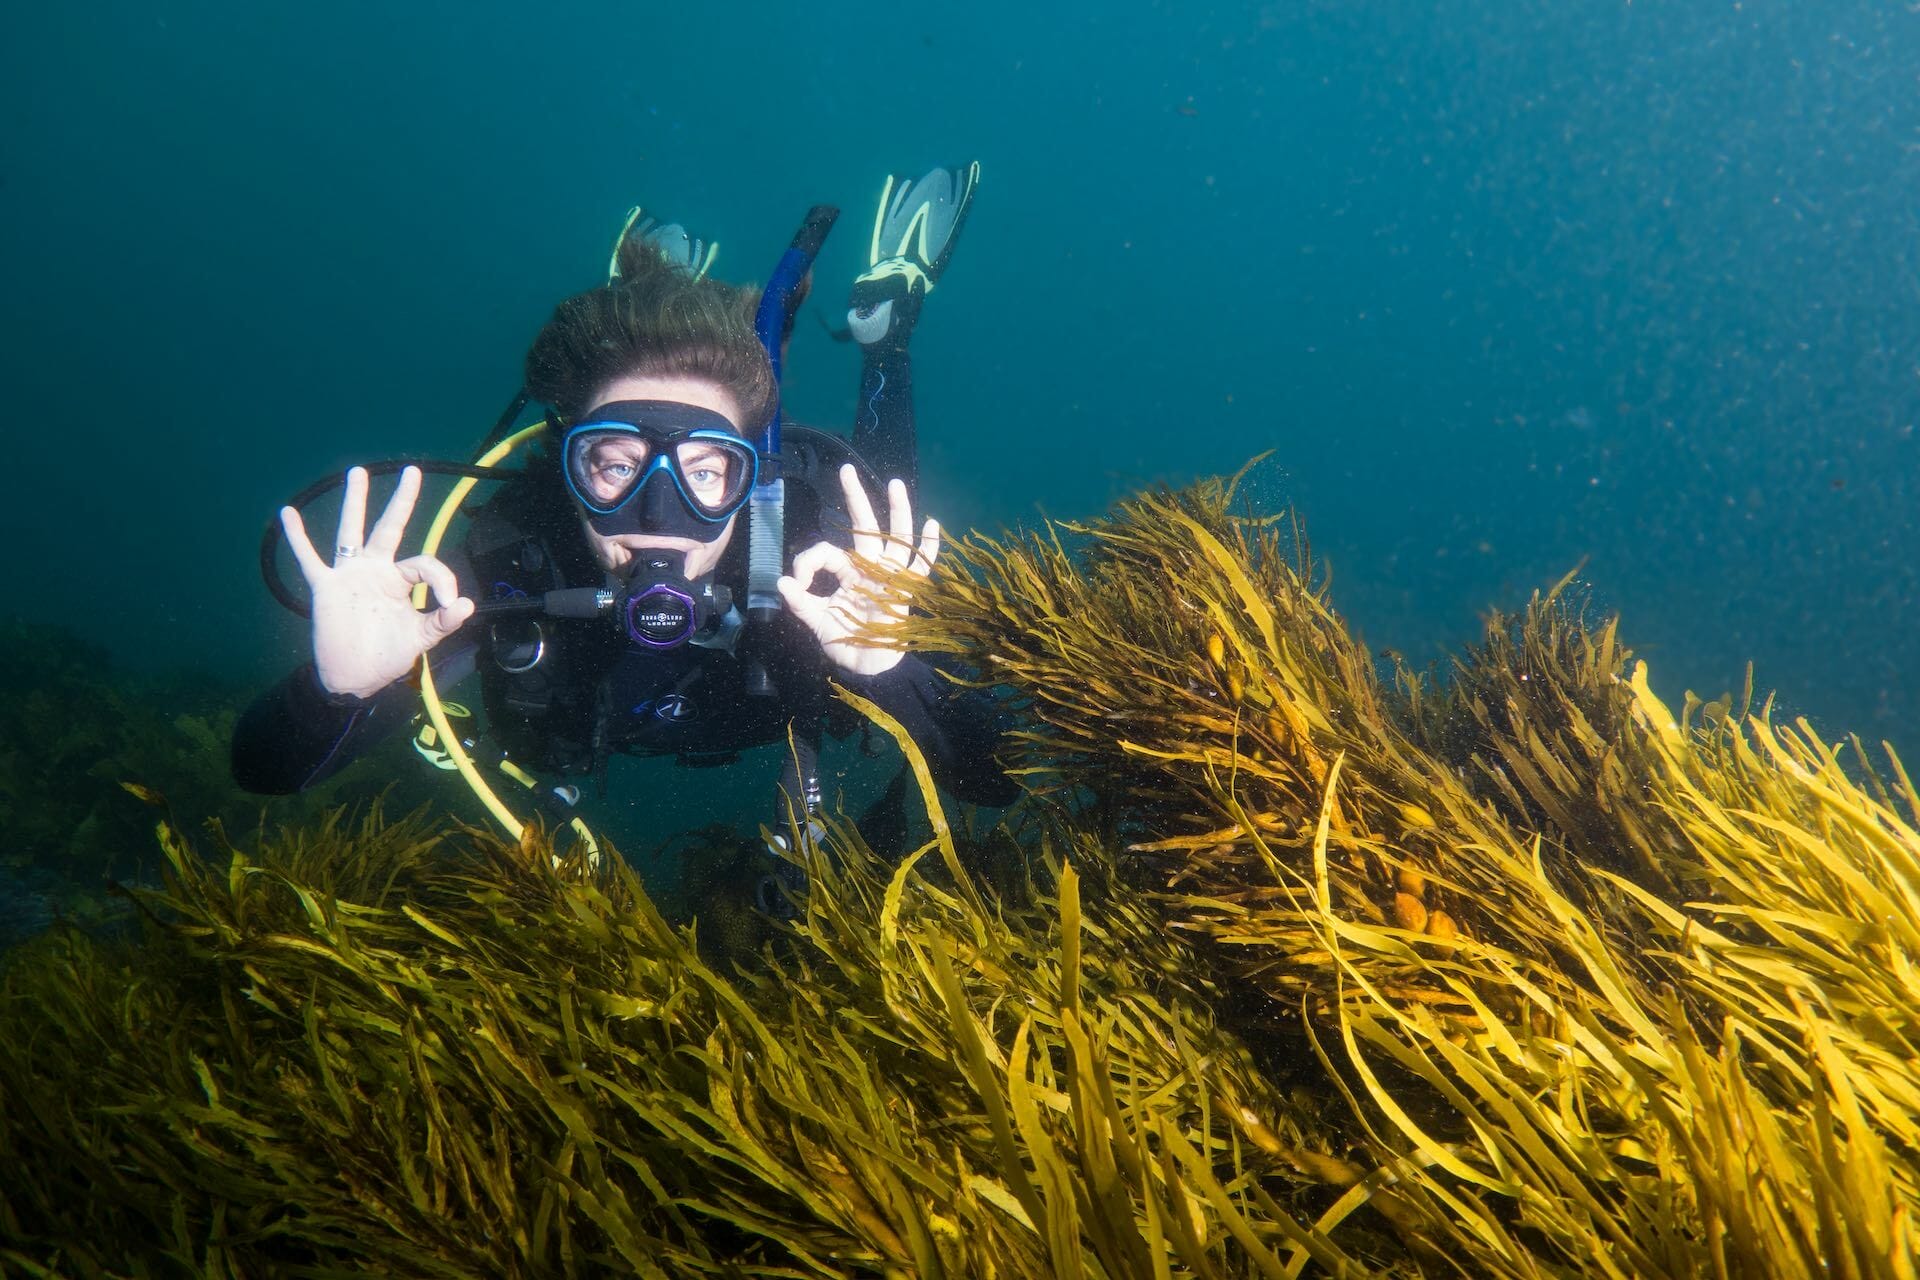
411 421 601 861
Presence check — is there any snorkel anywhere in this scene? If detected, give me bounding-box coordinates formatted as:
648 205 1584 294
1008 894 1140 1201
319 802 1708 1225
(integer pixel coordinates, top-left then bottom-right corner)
744 205 840 695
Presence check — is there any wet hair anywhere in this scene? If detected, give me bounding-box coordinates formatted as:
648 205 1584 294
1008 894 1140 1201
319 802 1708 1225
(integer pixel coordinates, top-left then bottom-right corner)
523 239 775 431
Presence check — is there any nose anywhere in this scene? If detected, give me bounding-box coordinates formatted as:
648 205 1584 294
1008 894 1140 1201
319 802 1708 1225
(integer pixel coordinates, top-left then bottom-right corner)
633 464 687 527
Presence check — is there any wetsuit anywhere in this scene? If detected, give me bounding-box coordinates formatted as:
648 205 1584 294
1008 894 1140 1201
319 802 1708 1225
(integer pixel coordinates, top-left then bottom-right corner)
233 453 1010 812
233 385 1014 820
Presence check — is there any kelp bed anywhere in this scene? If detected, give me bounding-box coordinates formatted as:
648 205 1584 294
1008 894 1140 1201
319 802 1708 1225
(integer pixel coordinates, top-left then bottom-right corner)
3 475 1917 1277
0 618 434 948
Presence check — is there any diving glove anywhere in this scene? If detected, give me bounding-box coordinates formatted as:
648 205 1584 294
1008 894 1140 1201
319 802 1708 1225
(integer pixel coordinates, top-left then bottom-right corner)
846 161 981 347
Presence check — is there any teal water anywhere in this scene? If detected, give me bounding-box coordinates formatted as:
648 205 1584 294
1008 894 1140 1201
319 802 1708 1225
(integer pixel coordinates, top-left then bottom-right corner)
4 0 1916 744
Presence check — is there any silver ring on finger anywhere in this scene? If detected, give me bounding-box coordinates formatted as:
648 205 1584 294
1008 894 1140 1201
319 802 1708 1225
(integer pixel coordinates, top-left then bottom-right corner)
335 544 361 560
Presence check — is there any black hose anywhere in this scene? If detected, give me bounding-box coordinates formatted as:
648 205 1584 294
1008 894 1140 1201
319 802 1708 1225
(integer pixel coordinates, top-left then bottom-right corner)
259 459 530 619
475 386 533 454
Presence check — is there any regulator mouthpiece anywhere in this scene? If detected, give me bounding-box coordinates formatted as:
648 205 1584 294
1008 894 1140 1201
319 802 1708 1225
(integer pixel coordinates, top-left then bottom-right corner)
626 579 698 648
620 555 738 651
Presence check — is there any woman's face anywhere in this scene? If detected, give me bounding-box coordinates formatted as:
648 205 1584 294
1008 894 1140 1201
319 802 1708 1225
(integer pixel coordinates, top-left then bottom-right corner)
576 374 744 579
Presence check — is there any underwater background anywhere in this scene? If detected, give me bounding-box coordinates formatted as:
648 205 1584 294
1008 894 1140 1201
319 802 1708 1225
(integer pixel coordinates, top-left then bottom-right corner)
3 0 1916 815
8 7 1920 1273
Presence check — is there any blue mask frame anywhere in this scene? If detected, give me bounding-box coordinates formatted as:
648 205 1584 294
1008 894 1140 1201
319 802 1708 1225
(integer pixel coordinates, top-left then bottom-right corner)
561 400 760 527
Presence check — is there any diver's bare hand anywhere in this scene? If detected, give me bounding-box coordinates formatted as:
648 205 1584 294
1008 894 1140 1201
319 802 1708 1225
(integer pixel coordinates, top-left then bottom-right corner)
777 465 939 676
281 465 474 699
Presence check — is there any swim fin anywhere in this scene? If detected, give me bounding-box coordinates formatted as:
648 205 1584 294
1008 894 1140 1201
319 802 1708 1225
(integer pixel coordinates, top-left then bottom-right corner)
606 207 719 283
845 161 981 347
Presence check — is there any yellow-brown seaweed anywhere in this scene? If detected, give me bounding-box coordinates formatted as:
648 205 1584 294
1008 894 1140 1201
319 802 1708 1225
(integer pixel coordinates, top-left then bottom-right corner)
2 465 1916 1278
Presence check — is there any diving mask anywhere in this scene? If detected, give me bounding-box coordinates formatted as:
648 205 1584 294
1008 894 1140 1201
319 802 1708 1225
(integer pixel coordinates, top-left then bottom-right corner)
562 400 759 543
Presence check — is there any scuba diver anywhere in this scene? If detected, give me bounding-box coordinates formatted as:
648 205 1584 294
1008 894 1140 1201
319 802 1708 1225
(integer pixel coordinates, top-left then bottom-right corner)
231 165 1014 887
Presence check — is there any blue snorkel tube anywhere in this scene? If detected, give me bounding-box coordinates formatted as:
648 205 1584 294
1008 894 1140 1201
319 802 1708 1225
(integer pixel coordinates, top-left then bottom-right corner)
745 204 840 697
